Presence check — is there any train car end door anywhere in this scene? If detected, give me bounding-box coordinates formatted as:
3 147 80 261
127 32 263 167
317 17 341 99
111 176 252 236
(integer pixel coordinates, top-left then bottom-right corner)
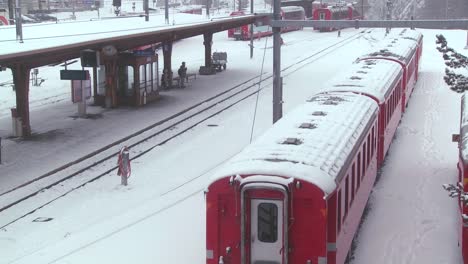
250 199 284 264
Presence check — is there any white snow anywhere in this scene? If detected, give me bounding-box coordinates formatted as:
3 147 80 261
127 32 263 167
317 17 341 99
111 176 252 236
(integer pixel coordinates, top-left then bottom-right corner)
318 59 403 102
211 92 378 195
0 6 465 264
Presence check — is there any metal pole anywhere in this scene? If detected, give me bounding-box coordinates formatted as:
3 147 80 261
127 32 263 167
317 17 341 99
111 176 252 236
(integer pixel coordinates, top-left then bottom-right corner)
445 0 448 19
465 30 468 49
165 0 169 24
0 137 2 164
250 0 253 58
361 0 364 18
144 0 149 21
15 0 23 43
272 0 282 123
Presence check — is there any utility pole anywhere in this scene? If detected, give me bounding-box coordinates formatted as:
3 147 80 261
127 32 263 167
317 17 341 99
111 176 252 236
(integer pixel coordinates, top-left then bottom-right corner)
272 0 282 123
144 0 149 21
385 0 392 34
15 0 23 43
165 0 169 24
250 0 253 58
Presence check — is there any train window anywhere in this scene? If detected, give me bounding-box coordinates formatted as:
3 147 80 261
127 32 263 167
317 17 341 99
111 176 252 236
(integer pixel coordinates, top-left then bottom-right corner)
363 143 367 176
367 135 371 165
357 153 361 180
351 172 355 203
146 63 153 92
257 203 278 243
337 190 342 232
345 178 349 217
354 163 359 189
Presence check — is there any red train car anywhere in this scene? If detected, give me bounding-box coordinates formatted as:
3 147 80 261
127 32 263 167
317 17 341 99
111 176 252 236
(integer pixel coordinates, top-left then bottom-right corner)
227 6 305 40
0 8 8 25
319 59 404 167
206 92 379 264
455 93 468 263
206 30 423 264
358 29 423 111
312 4 362 32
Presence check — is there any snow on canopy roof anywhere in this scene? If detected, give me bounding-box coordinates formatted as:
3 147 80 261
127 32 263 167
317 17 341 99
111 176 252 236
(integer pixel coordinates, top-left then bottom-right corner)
210 92 379 195
317 59 403 102
361 30 420 64
281 6 305 12
460 92 468 161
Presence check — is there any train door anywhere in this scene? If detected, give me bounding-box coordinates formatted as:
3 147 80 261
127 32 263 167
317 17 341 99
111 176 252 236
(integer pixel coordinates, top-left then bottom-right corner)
250 199 283 264
241 182 289 264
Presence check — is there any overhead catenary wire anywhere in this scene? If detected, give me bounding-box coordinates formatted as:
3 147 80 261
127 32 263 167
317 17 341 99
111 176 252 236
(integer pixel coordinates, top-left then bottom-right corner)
249 35 270 143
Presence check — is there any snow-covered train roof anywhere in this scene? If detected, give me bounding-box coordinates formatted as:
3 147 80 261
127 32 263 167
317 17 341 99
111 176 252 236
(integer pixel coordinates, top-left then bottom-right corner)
317 59 403 102
361 30 421 64
210 92 379 195
387 28 423 43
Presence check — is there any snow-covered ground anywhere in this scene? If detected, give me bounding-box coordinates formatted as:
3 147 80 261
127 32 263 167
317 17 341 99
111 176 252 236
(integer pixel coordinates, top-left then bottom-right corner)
0 6 466 264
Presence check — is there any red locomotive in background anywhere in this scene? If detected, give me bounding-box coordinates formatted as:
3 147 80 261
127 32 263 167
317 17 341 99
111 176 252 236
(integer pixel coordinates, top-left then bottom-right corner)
312 3 362 32
227 6 305 40
205 29 423 264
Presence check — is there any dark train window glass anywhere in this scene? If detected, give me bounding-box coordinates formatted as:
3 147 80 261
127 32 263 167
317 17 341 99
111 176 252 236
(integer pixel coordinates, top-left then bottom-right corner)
345 178 349 217
363 143 367 176
337 190 342 232
351 171 355 203
257 203 278 243
372 127 376 158
367 135 371 165
357 153 361 180
354 163 359 189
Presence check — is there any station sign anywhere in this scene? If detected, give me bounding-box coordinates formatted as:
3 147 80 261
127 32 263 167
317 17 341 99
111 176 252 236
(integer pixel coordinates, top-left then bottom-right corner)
60 70 88 80
133 50 154 56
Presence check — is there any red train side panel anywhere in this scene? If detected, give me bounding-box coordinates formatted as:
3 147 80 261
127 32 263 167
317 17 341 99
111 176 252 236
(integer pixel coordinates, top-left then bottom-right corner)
227 6 304 40
312 4 362 32
457 93 468 264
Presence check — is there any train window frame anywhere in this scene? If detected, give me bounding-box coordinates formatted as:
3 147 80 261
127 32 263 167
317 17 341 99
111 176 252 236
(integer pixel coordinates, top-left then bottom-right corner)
363 142 367 176
337 190 342 232
354 163 359 190
351 170 355 203
345 177 349 218
367 134 371 165
357 153 361 181
257 202 278 243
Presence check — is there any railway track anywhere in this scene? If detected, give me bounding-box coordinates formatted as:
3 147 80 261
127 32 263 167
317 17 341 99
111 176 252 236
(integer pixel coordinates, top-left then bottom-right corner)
0 29 372 230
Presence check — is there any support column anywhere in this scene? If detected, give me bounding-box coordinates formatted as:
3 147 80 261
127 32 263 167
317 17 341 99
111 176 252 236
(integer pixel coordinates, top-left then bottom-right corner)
162 41 173 84
104 58 118 108
203 33 213 68
92 66 98 105
11 64 31 137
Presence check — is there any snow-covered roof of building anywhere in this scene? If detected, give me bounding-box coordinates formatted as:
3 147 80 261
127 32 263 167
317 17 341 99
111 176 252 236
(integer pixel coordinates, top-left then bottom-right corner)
317 59 403 102
360 29 421 64
210 92 379 195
